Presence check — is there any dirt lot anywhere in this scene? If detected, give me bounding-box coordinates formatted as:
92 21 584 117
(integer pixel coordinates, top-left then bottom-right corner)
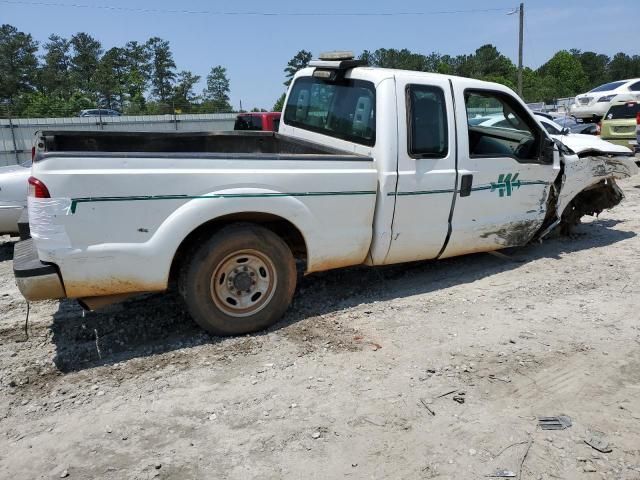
1 177 640 480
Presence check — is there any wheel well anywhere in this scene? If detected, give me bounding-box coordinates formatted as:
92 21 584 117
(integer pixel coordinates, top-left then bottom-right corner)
169 213 308 286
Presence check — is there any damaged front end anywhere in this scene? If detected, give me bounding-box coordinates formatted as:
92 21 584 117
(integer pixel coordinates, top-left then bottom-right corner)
538 150 638 238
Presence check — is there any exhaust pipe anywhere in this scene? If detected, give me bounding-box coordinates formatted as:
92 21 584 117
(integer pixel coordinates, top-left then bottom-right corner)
78 293 138 311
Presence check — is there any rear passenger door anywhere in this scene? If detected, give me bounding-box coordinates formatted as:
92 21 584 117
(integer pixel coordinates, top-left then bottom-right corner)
384 76 458 264
441 84 559 258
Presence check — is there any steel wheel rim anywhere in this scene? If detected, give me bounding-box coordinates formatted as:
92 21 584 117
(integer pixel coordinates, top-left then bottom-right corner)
210 249 277 318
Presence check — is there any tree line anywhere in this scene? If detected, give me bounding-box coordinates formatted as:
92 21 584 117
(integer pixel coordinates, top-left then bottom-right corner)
2 22 639 118
272 46 640 110
0 24 232 117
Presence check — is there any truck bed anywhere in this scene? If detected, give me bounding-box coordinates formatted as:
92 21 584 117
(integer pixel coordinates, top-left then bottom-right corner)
37 130 358 158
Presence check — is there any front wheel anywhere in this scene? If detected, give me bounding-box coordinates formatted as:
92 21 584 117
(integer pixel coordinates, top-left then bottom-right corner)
179 224 297 336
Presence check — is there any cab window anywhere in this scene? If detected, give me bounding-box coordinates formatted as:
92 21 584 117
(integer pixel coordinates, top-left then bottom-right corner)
407 85 448 158
284 77 376 146
465 90 541 162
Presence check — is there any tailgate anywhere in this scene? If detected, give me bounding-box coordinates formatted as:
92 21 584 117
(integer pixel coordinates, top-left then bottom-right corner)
601 119 636 142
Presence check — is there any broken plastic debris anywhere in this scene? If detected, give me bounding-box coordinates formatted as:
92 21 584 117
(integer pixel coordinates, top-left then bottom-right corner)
486 470 516 478
453 392 466 404
584 431 612 453
538 415 572 430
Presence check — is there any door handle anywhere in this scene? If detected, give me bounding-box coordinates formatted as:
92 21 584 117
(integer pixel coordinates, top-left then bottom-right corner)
460 174 473 197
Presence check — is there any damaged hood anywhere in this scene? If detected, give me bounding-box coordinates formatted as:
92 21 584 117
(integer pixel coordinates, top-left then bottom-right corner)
550 133 633 156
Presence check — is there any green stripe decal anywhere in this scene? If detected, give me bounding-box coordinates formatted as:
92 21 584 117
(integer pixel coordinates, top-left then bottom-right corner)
390 180 549 197
69 190 377 213
387 189 455 196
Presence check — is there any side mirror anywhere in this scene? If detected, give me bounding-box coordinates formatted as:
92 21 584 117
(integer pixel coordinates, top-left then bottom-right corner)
562 127 570 135
541 137 556 164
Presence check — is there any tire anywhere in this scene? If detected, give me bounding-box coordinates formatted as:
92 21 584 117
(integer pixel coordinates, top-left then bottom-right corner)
179 224 296 336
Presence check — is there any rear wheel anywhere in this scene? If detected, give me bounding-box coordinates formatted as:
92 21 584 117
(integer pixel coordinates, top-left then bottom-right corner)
180 224 296 336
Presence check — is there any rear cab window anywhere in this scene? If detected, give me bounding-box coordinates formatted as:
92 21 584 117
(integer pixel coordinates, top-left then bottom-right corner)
283 77 376 146
605 102 640 120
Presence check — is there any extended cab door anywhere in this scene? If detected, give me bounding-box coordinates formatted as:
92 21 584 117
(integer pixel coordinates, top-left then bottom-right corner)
383 75 458 264
441 82 559 258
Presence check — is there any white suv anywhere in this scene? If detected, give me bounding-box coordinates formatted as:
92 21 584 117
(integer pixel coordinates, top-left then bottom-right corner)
570 79 640 121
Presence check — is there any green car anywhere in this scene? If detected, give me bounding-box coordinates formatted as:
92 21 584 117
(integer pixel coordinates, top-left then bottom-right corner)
600 101 640 150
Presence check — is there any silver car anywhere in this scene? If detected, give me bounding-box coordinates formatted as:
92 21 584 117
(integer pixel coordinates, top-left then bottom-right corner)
0 161 29 235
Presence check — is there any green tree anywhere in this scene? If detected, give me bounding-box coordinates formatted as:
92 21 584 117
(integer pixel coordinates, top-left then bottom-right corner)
123 41 151 113
521 67 545 102
17 90 92 117
172 70 201 110
359 48 428 71
146 37 176 102
284 50 312 86
472 44 517 82
436 55 454 74
69 32 103 98
537 51 588 99
273 93 286 112
203 65 232 112
39 34 72 98
571 50 609 89
607 52 640 81
95 47 128 110
0 24 38 105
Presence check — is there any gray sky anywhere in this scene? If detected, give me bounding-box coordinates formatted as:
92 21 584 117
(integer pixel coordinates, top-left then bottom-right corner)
3 0 638 109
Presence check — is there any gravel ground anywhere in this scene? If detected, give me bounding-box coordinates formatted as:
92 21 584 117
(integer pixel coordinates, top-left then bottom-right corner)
1 177 640 480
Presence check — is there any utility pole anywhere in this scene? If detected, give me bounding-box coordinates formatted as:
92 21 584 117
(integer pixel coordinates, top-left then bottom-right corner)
517 2 524 98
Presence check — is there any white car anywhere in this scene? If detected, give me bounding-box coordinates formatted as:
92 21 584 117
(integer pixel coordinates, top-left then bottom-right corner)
0 161 29 235
474 113 632 156
534 114 633 156
570 79 640 121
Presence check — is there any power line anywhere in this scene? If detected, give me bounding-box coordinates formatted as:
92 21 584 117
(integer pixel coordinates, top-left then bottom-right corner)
1 1 516 17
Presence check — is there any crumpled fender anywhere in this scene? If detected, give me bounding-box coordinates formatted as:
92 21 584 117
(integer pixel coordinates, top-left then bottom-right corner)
556 154 638 218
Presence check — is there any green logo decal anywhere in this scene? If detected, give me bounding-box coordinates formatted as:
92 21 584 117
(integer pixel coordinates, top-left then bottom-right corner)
491 173 521 197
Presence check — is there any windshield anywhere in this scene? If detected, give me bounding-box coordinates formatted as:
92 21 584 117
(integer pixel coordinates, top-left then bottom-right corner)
234 115 263 131
284 77 376 146
540 119 563 135
553 116 578 127
605 103 640 120
589 81 627 93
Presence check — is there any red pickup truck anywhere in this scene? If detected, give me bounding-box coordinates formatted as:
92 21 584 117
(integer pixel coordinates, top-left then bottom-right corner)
234 112 281 132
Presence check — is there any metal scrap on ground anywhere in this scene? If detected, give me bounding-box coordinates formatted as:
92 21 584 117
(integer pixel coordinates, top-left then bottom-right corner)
538 415 572 430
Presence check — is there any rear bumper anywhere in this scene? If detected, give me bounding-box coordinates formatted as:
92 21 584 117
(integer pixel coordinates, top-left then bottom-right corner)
569 103 609 119
13 239 66 301
17 208 30 240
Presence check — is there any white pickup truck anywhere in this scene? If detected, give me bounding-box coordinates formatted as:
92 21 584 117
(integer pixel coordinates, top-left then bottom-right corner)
14 53 638 335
